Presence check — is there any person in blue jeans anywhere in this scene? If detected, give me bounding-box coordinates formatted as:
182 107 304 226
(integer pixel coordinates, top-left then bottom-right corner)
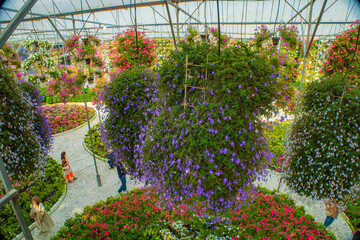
116 159 127 193
104 149 115 169
323 199 343 228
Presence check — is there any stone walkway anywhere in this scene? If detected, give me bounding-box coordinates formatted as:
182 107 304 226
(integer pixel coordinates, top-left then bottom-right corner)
27 103 144 240
24 104 353 240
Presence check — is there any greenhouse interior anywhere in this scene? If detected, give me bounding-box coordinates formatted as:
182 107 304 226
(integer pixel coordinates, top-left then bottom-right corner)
0 0 360 239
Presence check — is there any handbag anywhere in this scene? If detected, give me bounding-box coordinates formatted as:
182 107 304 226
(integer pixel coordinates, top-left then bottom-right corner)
325 210 333 216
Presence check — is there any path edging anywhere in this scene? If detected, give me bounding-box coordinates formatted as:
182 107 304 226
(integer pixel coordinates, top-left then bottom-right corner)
13 183 68 240
341 212 355 233
82 141 108 163
52 106 97 137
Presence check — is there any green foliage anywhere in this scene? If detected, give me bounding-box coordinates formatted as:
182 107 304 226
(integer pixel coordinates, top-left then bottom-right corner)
84 123 108 157
284 74 360 201
0 67 52 180
0 156 65 239
264 120 292 171
345 190 360 229
41 87 95 104
103 67 156 174
146 40 284 209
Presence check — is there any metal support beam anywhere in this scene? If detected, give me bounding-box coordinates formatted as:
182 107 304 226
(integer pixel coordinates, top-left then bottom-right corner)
94 24 101 36
178 0 205 31
0 156 33 239
149 6 169 22
166 0 209 29
0 0 38 48
47 17 65 41
0 0 200 24
2 7 116 27
284 0 315 26
284 0 308 24
0 189 18 209
305 0 328 57
164 0 177 49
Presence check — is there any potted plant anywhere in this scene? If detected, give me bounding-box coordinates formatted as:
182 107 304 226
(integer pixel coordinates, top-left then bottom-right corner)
272 36 280 46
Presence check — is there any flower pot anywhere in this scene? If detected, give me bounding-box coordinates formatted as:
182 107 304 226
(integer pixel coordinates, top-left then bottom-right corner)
272 37 280 46
88 76 94 84
200 33 209 41
2 60 9 67
85 58 91 65
82 38 89 46
39 75 46 82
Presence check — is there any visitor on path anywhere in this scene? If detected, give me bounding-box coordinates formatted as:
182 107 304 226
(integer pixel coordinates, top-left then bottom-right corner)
105 149 115 169
30 196 54 234
61 151 78 183
323 199 344 228
116 158 127 193
353 223 360 240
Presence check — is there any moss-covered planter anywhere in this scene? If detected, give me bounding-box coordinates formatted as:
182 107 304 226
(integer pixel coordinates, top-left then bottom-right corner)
0 156 66 239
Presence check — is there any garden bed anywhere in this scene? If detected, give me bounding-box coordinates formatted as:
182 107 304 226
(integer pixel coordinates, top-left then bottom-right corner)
0 156 66 239
84 123 108 158
42 103 95 134
51 187 335 239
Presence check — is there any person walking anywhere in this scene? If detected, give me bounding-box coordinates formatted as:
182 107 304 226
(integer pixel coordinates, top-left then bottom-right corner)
323 199 341 228
61 151 77 183
116 158 127 193
105 149 115 169
353 223 360 240
30 196 54 234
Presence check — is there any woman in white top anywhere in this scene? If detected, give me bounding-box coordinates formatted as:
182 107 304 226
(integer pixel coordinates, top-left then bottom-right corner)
30 196 54 234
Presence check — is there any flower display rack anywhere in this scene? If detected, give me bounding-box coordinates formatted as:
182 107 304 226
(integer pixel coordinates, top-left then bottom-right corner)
183 55 209 108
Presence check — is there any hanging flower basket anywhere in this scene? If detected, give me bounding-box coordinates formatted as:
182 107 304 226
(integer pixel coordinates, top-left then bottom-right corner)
272 37 280 46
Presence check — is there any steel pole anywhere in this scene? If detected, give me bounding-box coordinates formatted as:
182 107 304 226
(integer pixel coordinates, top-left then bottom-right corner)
83 83 102 187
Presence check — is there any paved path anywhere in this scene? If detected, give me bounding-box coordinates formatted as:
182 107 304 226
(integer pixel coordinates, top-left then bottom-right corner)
26 105 353 240
29 103 144 240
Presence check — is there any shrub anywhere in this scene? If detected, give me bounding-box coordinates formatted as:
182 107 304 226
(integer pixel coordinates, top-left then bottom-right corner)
284 74 360 201
0 156 65 239
264 120 292 171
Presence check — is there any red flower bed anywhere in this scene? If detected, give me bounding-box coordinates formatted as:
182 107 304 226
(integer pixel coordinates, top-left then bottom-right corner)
51 188 335 239
42 104 95 134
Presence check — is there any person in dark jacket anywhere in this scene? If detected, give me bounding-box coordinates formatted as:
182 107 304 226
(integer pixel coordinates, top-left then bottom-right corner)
116 158 127 193
353 223 360 240
104 149 115 169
